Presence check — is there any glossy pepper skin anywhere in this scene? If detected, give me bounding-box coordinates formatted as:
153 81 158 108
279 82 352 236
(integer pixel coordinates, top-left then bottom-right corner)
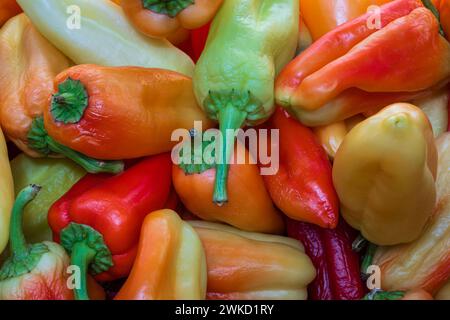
333 103 437 245
48 154 172 282
0 0 21 26
287 218 365 300
0 129 14 255
173 137 284 234
115 210 207 300
39 64 213 161
263 108 339 229
121 0 223 39
17 0 194 76
0 14 71 156
276 0 450 127
193 0 299 204
190 221 315 300
372 133 450 294
10 154 85 243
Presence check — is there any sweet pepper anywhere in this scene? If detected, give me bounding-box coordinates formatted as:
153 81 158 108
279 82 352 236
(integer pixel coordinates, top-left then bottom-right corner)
33 64 213 162
0 13 71 156
372 132 450 294
48 154 172 282
0 129 14 255
193 0 299 203
333 103 437 245
0 0 21 26
10 154 85 243
115 210 207 300
412 88 449 137
190 221 316 300
433 0 450 38
276 0 450 126
17 0 195 76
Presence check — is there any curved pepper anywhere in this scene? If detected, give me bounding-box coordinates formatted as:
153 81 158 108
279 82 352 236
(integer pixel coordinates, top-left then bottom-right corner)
38 64 213 161
17 0 195 76
0 0 21 26
0 129 14 255
121 0 223 39
263 108 339 228
193 0 299 203
333 103 437 245
0 14 71 157
115 210 207 300
48 154 172 282
173 135 284 234
372 132 450 293
190 221 315 300
276 0 450 126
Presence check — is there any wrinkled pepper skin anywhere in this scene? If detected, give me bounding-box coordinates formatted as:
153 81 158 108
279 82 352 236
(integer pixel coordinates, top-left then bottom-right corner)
173 139 284 234
0 14 71 156
0 0 21 26
190 221 316 300
42 64 213 160
10 154 85 243
194 0 299 203
276 0 450 126
333 103 437 245
115 210 207 300
373 132 450 294
48 154 172 281
0 129 14 255
17 0 195 76
263 108 339 228
287 218 365 300
121 0 223 39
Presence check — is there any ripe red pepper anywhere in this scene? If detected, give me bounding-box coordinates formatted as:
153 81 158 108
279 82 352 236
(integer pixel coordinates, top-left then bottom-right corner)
287 218 366 300
190 23 210 62
263 108 339 228
48 153 172 286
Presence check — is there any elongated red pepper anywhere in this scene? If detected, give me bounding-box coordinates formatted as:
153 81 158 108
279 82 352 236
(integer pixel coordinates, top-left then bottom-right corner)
190 22 210 62
263 108 339 228
287 218 365 300
48 153 172 283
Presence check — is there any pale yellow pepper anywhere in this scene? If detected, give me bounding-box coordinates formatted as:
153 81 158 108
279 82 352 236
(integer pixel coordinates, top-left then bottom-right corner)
412 89 449 138
333 103 437 245
0 129 14 254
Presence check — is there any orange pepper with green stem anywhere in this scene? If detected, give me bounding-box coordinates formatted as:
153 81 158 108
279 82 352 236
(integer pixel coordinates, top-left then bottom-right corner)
0 0 21 26
432 0 450 38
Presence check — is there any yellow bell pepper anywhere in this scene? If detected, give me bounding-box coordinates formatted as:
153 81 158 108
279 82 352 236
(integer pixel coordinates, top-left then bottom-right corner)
333 103 437 245
0 129 14 255
372 132 450 294
190 221 316 300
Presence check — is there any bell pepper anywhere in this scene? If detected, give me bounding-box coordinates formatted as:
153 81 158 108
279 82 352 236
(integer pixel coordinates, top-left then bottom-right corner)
121 0 223 39
193 0 299 204
413 88 449 137
276 0 450 127
0 185 105 300
172 135 284 234
333 103 437 246
436 280 450 300
0 13 71 157
17 0 195 76
263 108 339 228
372 132 450 294
10 154 85 243
0 129 14 255
190 220 315 300
48 154 172 282
433 0 450 38
287 218 365 300
0 0 21 26
33 64 213 163
115 210 207 300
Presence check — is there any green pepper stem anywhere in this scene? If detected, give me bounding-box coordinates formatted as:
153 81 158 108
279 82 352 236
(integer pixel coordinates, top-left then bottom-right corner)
422 0 445 37
9 185 41 258
213 103 247 204
70 241 96 300
363 289 405 300
361 242 378 276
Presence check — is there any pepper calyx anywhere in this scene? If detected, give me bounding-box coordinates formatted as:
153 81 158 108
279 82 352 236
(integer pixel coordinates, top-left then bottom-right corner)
363 289 405 300
142 0 195 18
51 78 88 124
178 130 216 174
0 243 49 280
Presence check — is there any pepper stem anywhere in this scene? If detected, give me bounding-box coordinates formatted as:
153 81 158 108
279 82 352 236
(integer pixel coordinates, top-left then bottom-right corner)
142 0 195 18
361 242 377 277
422 0 445 37
363 289 405 300
70 242 96 300
51 78 88 124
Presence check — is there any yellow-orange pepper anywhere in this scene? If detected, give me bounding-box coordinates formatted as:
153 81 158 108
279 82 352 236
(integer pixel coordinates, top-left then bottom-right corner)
115 210 207 300
0 0 21 27
0 13 71 156
190 221 316 300
0 129 14 255
373 132 450 293
333 103 437 245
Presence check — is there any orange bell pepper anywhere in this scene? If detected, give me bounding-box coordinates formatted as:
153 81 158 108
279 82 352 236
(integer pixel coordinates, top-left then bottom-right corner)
121 0 223 39
115 210 207 300
433 0 450 38
0 0 21 26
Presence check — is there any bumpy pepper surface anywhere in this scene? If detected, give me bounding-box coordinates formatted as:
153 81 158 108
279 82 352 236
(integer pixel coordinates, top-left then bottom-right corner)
0 129 14 255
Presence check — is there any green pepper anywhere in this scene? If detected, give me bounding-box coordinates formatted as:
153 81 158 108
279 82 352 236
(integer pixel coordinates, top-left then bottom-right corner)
10 154 85 243
193 0 299 204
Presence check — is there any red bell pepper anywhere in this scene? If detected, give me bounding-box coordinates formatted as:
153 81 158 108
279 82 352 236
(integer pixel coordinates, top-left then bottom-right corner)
287 218 366 300
48 153 172 289
263 108 339 228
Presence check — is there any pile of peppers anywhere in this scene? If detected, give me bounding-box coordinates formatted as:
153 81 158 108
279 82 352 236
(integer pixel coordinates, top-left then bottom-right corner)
0 0 448 301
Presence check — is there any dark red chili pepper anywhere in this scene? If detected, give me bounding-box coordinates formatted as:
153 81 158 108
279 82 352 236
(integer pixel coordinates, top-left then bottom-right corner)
190 23 210 62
